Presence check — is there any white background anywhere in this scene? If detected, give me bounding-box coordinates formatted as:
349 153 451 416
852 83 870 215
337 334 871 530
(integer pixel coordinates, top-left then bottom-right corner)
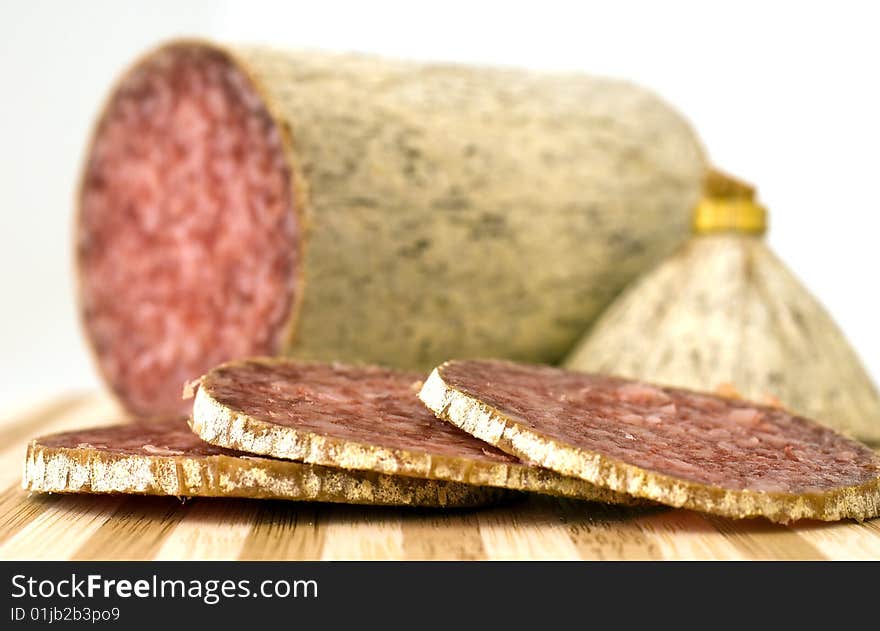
1 0 878 409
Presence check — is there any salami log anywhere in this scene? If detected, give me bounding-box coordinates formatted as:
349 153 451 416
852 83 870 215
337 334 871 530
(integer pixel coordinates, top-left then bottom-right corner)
189 358 635 504
23 419 504 507
77 40 706 417
419 359 880 522
564 170 880 445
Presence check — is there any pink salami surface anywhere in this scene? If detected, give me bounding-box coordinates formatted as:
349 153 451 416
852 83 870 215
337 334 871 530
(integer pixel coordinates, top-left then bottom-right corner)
38 418 237 458
78 45 299 417
203 360 519 465
438 360 880 494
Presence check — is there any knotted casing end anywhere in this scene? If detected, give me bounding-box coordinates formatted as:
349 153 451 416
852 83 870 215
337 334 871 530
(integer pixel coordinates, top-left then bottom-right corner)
693 168 767 235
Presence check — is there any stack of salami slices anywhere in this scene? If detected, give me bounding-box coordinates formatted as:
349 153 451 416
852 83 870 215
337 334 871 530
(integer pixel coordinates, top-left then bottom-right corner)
25 358 880 523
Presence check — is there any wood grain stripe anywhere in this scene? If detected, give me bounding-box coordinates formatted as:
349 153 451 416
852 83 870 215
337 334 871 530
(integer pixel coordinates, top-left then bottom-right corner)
706 516 827 560
238 502 324 560
791 519 880 559
400 507 485 560
556 500 665 560
72 496 193 561
861 519 880 536
477 496 580 560
0 485 62 548
0 494 124 560
319 505 404 560
153 498 260 561
630 510 747 560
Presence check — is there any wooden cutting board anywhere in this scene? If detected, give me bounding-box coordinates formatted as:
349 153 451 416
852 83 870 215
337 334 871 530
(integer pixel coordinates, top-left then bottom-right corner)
1 394 878 560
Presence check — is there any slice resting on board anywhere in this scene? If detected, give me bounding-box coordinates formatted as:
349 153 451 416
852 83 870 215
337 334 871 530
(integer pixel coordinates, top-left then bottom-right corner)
23 418 505 507
419 359 880 523
190 358 635 504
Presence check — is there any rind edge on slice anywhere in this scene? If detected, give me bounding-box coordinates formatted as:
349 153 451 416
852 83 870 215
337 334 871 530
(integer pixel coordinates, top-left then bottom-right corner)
23 439 504 508
418 365 880 523
190 360 637 504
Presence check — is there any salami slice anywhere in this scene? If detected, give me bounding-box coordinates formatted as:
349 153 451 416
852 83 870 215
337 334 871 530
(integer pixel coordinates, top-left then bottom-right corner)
189 358 636 504
419 360 880 523
24 419 505 507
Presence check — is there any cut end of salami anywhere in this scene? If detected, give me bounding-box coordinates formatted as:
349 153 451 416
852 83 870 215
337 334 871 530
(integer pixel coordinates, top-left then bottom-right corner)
77 42 300 417
419 359 880 522
24 419 506 507
190 357 638 504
